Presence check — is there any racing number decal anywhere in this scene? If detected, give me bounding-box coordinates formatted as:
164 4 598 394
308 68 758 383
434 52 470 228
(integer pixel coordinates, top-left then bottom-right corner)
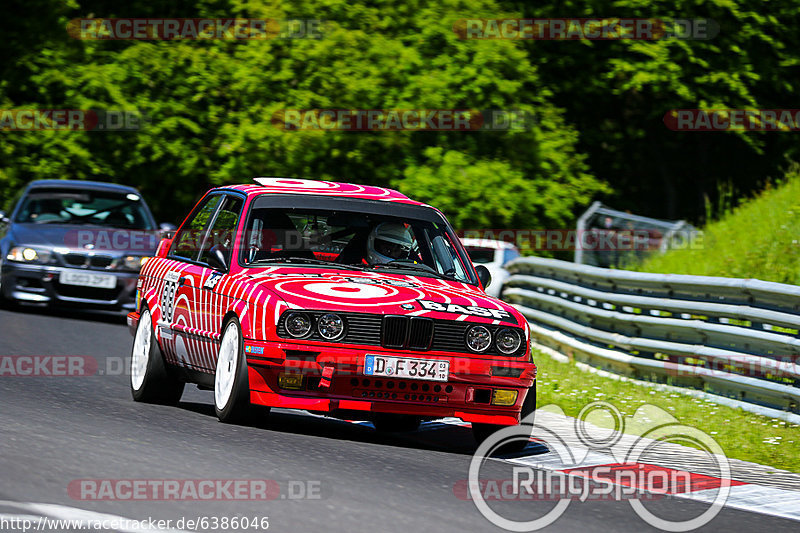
161 271 181 323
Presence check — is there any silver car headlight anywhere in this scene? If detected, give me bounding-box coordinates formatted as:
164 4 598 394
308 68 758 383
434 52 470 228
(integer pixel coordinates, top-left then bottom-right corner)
6 246 53 264
466 325 492 353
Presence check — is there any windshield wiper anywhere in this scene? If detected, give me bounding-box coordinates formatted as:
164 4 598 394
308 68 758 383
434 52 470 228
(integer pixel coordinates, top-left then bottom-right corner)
249 256 368 271
371 260 454 279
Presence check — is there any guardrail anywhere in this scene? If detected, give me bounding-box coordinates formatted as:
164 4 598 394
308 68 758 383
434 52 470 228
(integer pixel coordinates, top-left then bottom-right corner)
501 257 800 414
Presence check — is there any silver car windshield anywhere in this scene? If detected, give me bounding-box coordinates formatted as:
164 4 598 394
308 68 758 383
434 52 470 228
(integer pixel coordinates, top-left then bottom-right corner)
15 189 154 230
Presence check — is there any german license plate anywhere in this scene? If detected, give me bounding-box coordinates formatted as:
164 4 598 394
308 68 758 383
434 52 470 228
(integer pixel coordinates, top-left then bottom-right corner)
59 269 116 289
364 355 449 382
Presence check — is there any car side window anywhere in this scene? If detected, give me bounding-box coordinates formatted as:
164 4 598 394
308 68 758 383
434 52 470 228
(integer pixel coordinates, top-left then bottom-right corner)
198 196 244 266
170 195 224 261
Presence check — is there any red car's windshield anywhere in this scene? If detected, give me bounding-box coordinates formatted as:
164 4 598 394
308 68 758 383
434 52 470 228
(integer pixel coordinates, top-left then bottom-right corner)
238 206 475 284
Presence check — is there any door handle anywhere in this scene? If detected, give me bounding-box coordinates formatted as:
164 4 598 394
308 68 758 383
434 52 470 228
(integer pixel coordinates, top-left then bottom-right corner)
178 276 187 286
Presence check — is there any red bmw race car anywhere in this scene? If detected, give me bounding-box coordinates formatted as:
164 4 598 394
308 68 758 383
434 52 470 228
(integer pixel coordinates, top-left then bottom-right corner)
127 178 536 445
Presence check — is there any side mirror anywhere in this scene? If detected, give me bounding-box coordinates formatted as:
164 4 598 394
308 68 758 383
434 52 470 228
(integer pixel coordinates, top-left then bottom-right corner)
207 246 229 272
475 265 492 290
0 210 8 224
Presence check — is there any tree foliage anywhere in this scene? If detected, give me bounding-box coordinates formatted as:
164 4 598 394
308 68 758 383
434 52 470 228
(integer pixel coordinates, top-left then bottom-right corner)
0 0 604 228
500 0 800 220
1 0 798 233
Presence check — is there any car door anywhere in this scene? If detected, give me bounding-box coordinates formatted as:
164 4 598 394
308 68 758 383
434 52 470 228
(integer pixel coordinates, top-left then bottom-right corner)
178 193 245 366
158 193 225 370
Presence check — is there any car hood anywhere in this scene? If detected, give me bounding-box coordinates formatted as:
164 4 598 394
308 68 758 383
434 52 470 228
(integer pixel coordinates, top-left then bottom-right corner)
243 267 523 326
8 223 159 255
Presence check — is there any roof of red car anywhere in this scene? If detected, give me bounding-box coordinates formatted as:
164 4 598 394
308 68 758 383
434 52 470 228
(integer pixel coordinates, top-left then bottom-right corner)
222 177 427 206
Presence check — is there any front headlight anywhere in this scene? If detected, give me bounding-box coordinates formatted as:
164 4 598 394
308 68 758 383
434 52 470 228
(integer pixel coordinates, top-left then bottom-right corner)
285 312 313 338
122 255 148 271
466 325 492 353
6 246 52 264
317 313 345 340
495 328 522 354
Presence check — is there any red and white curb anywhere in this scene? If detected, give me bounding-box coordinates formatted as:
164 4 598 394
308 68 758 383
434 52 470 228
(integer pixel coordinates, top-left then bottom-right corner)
318 409 800 522
506 453 800 522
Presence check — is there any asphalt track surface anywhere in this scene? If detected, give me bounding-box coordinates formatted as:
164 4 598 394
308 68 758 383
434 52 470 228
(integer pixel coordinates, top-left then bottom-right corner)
1 305 798 533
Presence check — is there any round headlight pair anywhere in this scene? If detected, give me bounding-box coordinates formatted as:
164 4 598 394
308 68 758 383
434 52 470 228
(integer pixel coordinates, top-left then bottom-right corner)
285 312 345 341
465 325 522 355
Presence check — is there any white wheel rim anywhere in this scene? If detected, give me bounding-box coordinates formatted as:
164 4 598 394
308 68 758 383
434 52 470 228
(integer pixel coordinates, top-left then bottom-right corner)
215 322 240 410
131 309 152 391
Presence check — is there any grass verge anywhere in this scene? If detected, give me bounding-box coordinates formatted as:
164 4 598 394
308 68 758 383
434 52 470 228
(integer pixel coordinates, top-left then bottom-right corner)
534 350 800 473
632 166 800 284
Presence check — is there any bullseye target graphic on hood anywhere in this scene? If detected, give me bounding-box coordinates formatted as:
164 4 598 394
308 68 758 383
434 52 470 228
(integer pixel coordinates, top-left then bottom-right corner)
273 279 426 307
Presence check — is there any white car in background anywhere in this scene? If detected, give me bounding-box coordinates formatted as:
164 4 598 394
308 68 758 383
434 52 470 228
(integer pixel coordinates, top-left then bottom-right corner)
461 238 520 298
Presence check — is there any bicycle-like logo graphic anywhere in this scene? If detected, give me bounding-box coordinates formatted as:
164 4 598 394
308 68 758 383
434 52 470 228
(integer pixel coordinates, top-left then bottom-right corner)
467 401 733 531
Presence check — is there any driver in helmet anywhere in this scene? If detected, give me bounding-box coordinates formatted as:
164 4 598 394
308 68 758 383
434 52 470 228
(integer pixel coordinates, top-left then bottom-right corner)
367 222 416 264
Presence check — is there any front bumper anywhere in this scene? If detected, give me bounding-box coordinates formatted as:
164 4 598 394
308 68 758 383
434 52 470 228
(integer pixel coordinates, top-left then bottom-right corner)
245 340 536 426
1 262 138 311
126 311 537 425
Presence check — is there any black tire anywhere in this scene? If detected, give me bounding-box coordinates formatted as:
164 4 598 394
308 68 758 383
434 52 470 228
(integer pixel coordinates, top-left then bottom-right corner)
130 306 185 405
373 414 421 433
214 317 261 423
472 382 536 453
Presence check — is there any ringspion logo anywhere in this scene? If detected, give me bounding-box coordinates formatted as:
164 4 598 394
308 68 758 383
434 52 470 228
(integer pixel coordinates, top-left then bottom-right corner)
467 402 734 531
